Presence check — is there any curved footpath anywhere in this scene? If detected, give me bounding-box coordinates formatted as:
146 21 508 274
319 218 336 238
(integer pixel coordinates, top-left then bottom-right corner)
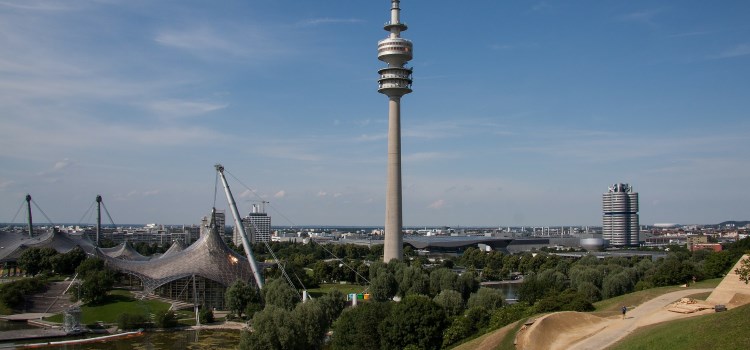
567 288 714 350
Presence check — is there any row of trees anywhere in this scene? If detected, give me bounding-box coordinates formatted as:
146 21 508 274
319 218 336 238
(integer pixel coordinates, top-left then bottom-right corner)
16 247 87 276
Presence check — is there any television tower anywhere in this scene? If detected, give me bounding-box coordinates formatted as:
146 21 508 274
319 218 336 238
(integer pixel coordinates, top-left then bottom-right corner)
378 0 413 262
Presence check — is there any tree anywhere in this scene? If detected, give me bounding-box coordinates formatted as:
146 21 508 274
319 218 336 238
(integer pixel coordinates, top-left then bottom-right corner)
262 278 300 311
457 271 480 300
17 247 58 276
370 271 397 301
736 256 750 284
75 258 115 304
467 287 505 311
225 280 257 318
240 305 304 350
602 271 634 299
293 300 327 350
317 290 346 325
49 247 86 275
429 268 458 297
331 302 392 350
396 265 429 297
379 295 448 350
433 290 465 317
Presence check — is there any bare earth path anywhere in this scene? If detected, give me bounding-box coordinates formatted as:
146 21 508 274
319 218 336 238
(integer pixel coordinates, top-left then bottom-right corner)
568 288 714 350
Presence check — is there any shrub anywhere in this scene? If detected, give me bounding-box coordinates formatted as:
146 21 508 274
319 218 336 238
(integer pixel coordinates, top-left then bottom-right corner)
117 313 149 330
154 310 179 328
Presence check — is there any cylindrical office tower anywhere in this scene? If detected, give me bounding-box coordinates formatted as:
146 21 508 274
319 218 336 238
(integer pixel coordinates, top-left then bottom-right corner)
602 183 639 247
378 0 413 262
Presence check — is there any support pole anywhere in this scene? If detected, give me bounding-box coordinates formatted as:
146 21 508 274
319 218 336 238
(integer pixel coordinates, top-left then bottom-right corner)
96 195 102 247
215 164 265 289
193 274 200 326
26 194 33 237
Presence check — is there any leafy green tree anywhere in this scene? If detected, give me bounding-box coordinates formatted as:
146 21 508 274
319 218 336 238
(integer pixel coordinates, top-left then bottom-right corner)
429 268 458 297
433 289 465 317
240 305 304 350
262 278 300 311
457 271 480 300
467 287 505 311
331 302 392 350
50 247 87 275
17 247 58 276
396 265 429 297
575 281 602 303
317 290 346 325
370 271 397 301
379 295 448 350
225 280 259 318
442 315 474 348
75 258 115 304
602 271 634 299
293 300 327 350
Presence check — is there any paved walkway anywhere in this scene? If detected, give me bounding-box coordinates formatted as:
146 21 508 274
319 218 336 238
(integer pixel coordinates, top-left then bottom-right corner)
569 288 714 350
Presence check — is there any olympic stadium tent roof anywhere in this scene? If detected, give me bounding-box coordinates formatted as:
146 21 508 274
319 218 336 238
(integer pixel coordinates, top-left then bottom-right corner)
0 230 97 263
99 242 150 261
98 225 257 292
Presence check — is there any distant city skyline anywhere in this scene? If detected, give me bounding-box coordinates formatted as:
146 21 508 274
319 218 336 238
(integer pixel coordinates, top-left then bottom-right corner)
1 1 749 227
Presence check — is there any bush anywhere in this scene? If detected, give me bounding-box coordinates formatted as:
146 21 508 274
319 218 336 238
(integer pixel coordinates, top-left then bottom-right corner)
117 313 149 330
199 306 214 324
154 310 179 328
490 303 532 330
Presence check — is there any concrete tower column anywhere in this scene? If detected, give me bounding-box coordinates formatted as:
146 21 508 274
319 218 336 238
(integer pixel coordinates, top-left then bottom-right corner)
384 96 403 262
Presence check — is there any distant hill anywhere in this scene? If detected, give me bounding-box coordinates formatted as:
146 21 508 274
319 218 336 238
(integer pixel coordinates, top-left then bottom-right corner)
717 221 750 228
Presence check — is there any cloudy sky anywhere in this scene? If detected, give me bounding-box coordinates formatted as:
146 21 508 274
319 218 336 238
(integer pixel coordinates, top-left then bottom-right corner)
1 0 748 227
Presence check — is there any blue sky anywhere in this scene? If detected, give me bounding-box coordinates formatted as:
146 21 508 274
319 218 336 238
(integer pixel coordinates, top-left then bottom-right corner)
1 0 748 227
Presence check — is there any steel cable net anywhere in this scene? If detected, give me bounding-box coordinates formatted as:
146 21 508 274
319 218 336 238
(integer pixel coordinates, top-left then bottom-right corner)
97 224 256 293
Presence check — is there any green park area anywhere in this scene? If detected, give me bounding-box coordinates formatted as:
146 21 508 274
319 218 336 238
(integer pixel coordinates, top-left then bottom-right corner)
592 277 721 316
306 283 367 298
611 302 750 350
46 289 171 325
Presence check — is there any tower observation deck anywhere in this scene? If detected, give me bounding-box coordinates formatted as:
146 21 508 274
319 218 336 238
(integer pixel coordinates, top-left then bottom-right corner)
378 0 413 97
379 0 412 262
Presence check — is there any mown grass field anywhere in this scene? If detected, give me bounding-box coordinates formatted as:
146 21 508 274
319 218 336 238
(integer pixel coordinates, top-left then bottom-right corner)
593 278 721 317
46 289 170 325
306 283 368 298
609 303 750 350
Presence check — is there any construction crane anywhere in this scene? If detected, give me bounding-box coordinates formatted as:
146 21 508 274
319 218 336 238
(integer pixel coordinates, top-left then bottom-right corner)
215 164 264 289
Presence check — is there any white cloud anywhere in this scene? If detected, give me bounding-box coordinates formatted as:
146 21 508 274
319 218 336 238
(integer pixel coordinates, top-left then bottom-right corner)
317 191 327 197
274 190 286 198
154 24 289 61
147 99 228 117
428 199 446 209
297 18 364 27
711 43 750 59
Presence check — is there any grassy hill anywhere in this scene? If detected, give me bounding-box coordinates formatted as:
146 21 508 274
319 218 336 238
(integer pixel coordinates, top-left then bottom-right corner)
609 303 750 350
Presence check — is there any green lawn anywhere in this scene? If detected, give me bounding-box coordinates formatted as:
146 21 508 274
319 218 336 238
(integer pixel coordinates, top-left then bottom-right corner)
306 283 368 298
46 289 170 325
609 303 750 350
593 278 721 317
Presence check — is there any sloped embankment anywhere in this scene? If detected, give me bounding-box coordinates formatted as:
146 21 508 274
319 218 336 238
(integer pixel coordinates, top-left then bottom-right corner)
515 311 607 350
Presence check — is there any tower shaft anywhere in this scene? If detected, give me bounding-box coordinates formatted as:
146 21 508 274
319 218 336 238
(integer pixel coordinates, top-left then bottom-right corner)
384 97 403 262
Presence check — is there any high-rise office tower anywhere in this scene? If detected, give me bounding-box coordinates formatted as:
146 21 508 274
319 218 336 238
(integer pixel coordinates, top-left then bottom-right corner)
602 183 639 246
378 0 413 262
237 204 271 245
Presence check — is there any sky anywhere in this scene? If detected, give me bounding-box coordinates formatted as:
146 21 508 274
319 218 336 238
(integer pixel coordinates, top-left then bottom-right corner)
1 0 748 228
